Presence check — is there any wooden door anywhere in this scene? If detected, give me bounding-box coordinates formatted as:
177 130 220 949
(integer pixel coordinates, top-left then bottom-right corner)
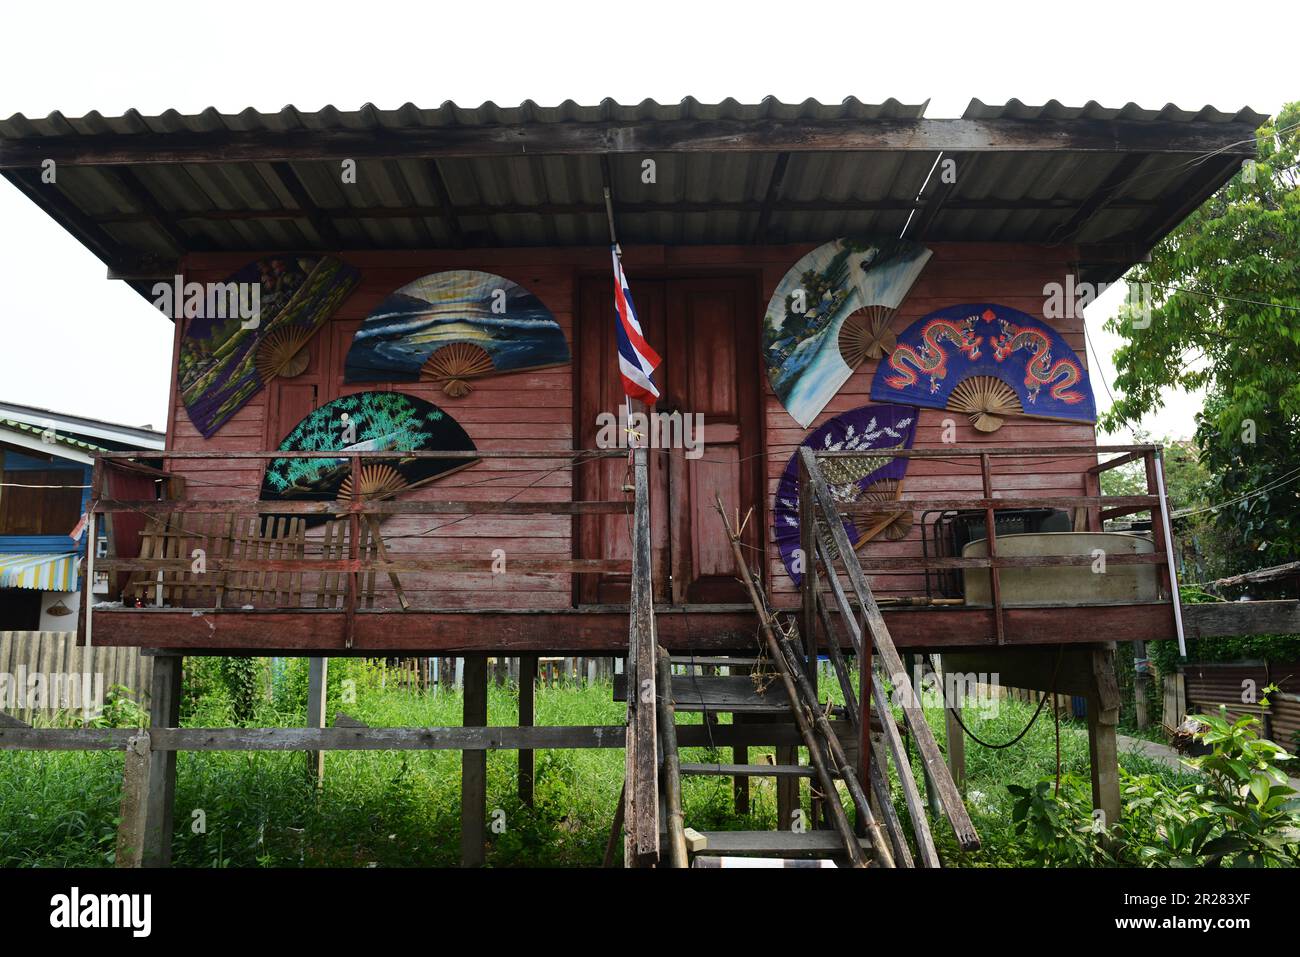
576 275 762 605
576 278 669 603
662 278 762 603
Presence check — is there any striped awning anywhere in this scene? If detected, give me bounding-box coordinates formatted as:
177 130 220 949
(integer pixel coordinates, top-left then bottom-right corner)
0 553 79 591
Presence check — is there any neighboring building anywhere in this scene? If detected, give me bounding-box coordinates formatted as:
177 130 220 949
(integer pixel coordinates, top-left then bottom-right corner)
0 401 163 630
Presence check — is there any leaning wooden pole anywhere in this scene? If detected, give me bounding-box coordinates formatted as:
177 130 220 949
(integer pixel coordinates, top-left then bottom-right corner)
769 623 895 867
799 447 981 852
603 782 626 868
655 646 689 868
715 498 869 868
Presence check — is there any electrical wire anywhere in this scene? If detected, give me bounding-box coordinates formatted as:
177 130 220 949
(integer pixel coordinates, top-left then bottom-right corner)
945 645 1065 750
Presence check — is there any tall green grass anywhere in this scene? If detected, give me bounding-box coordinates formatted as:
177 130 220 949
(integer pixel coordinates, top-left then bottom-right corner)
0 662 1194 867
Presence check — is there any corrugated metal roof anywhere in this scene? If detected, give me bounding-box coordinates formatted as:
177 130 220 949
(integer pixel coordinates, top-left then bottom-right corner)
0 417 109 455
0 98 1271 283
0 96 931 138
962 98 1267 125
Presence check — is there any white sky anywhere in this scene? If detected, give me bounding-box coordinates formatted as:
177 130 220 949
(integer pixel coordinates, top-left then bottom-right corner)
0 0 1289 438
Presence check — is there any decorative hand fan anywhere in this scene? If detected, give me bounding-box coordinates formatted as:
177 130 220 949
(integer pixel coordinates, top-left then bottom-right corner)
259 391 477 526
179 256 359 438
763 238 932 429
870 303 1096 433
343 270 571 397
773 404 918 586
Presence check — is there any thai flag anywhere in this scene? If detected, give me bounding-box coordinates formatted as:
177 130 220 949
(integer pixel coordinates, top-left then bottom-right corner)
612 247 661 404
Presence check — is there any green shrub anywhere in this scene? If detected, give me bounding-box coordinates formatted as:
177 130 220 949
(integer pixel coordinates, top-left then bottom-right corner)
1011 710 1300 867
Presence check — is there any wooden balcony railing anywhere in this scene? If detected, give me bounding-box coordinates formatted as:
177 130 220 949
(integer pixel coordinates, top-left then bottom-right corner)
802 443 1185 650
78 448 634 649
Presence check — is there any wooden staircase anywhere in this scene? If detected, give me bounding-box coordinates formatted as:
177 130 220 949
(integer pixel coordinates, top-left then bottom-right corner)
619 445 980 868
642 447 979 868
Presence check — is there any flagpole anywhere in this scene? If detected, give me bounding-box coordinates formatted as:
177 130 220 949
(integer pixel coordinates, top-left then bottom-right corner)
605 187 637 456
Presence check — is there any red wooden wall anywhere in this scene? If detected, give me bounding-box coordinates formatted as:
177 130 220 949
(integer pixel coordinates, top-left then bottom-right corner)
169 243 1096 612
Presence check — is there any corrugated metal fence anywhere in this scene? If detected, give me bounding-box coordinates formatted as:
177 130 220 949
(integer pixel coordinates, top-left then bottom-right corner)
1181 661 1300 748
0 631 152 723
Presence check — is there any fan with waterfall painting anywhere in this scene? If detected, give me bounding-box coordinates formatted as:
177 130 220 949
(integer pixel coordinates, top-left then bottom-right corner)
762 239 931 428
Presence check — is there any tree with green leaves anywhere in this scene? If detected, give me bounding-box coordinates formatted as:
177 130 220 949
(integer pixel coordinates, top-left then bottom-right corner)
1103 103 1300 578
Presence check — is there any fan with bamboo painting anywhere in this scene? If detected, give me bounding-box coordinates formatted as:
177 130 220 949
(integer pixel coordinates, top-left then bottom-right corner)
773 404 918 587
178 256 359 438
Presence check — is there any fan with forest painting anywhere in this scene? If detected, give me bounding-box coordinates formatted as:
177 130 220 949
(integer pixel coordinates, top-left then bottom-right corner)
259 391 476 525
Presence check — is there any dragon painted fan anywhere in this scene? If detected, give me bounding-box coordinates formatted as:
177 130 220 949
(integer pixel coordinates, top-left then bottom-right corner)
343 270 571 397
178 256 359 438
869 303 1096 432
773 404 918 586
763 238 932 428
259 391 477 526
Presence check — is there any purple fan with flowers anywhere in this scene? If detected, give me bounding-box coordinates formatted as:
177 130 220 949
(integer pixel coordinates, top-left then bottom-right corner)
774 404 918 586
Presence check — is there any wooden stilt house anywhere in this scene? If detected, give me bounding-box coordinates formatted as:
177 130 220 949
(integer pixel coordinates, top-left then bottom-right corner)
0 96 1289 867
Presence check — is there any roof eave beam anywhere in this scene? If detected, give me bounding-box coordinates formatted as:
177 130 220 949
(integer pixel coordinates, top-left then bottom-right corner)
0 118 1262 168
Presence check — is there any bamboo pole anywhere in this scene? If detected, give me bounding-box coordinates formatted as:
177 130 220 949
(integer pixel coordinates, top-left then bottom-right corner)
655 646 688 868
715 498 869 868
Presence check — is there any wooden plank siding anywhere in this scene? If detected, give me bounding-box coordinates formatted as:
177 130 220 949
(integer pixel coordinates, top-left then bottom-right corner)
761 245 1096 608
164 242 1093 618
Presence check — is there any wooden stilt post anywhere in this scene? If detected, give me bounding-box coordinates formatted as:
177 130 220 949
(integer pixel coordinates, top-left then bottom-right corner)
142 654 181 868
306 657 328 787
1087 644 1122 829
1132 639 1150 731
941 656 966 791
776 744 799 830
461 654 488 867
115 731 151 867
732 709 749 815
655 646 688 867
519 654 537 807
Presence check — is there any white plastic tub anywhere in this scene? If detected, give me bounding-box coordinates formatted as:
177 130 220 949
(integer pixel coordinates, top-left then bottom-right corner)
961 531 1157 606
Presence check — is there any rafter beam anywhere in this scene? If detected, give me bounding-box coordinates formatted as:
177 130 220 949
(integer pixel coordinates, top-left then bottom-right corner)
268 161 341 248
905 151 968 240
109 166 191 253
89 195 1162 227
425 159 464 248
0 118 1261 168
1047 152 1149 244
751 152 790 243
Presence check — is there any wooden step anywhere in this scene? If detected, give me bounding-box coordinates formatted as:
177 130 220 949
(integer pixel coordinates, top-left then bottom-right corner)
669 656 762 668
693 856 837 868
689 830 871 859
614 674 791 713
680 762 827 779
